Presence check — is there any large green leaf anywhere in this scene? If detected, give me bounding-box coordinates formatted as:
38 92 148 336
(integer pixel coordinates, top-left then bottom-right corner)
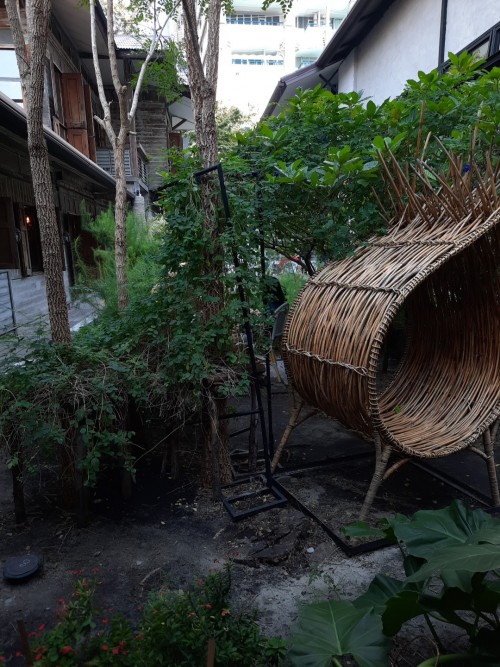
390 501 498 560
382 590 423 636
354 575 406 615
289 600 391 667
406 544 500 583
467 527 500 546
353 575 424 636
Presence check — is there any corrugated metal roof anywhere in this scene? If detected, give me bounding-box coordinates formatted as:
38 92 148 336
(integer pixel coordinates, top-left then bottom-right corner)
115 34 145 50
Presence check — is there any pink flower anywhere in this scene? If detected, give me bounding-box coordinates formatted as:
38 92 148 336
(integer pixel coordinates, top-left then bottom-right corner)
112 647 119 655
38 624 45 632
102 645 109 651
221 609 230 617
60 646 72 655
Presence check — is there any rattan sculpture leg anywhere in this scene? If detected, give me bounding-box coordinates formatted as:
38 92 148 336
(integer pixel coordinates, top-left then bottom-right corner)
271 394 304 473
483 424 500 506
269 348 284 384
359 433 392 521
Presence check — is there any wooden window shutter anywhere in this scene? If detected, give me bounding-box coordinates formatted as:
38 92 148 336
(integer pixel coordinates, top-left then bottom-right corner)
169 132 183 150
61 73 90 157
84 84 97 162
0 197 18 270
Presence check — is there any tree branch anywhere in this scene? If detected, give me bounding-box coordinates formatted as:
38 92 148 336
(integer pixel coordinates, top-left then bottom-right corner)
89 0 115 144
205 0 222 89
106 0 123 98
181 0 205 84
129 0 182 122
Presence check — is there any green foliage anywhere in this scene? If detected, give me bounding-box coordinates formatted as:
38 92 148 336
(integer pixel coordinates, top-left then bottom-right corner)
291 502 500 666
0 337 135 488
216 104 254 153
23 568 286 667
131 41 185 103
75 206 162 315
279 271 307 305
229 58 500 272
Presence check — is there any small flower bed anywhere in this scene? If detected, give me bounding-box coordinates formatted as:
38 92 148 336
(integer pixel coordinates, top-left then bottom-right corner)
16 566 286 666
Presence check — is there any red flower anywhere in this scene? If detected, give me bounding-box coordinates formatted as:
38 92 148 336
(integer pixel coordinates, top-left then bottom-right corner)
57 598 65 605
38 624 45 632
221 609 230 617
197 578 203 586
101 618 109 624
101 645 109 651
206 603 212 609
35 655 43 662
16 651 23 657
0 657 5 663
119 642 125 649
112 647 119 655
60 646 72 655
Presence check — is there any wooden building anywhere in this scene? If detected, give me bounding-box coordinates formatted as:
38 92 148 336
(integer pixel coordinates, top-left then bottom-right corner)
0 0 192 329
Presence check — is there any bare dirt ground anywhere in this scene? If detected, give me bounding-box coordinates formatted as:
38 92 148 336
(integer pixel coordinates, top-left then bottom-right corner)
0 380 494 665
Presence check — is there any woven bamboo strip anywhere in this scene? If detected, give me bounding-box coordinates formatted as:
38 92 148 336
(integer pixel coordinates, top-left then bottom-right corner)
283 154 500 462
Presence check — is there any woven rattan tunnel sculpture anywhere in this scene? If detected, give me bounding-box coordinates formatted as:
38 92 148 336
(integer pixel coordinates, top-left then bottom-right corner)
280 152 500 519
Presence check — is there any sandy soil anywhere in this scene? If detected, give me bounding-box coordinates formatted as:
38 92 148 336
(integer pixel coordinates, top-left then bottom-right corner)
0 382 492 664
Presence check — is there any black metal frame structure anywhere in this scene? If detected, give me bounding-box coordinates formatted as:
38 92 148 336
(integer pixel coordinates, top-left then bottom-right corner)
159 163 500 556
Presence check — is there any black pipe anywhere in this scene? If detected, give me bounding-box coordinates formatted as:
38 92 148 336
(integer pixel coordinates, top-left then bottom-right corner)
438 0 449 70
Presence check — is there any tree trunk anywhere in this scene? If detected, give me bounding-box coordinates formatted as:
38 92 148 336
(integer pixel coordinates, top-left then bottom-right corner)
182 0 233 489
11 447 26 523
201 387 232 493
113 135 128 310
5 0 71 344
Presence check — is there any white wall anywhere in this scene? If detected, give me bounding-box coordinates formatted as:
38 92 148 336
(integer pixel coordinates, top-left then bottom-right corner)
338 0 440 103
337 0 499 104
445 0 499 55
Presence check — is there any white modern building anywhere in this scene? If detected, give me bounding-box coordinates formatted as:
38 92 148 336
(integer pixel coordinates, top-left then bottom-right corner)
216 0 350 119
265 0 500 114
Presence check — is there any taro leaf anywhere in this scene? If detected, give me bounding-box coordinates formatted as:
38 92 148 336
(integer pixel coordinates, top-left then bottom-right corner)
403 554 426 579
421 576 500 618
354 574 406 615
406 544 500 584
391 501 497 560
467 527 500 546
382 590 422 637
441 568 476 593
341 521 386 541
289 600 391 667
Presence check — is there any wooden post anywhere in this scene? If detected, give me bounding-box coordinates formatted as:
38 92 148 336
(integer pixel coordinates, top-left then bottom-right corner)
206 638 215 667
17 619 33 666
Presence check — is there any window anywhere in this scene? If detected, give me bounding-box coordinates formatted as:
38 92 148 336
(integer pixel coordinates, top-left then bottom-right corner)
0 49 23 105
330 17 343 30
227 13 281 25
232 57 283 66
296 56 316 68
296 15 316 29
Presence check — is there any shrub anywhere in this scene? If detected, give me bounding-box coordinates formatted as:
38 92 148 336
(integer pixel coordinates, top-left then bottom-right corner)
20 568 286 667
290 501 500 666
